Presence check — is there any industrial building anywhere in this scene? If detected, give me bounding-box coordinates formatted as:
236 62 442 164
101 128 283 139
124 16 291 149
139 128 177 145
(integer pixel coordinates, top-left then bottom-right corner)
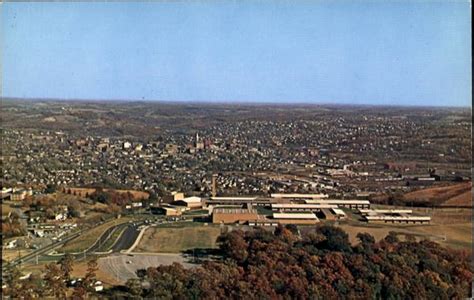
359 209 431 224
173 196 203 209
150 204 183 216
271 213 320 225
212 208 260 224
358 209 413 215
162 191 184 204
270 193 329 199
312 208 348 221
270 203 338 212
206 196 274 207
304 199 370 209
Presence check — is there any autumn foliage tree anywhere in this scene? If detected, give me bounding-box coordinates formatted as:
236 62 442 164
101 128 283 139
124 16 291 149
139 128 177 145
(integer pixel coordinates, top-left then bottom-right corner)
44 262 67 299
132 225 472 299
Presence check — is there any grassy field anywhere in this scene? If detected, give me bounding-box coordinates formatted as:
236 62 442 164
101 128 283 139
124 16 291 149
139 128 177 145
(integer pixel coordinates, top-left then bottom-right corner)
135 223 222 253
60 217 131 253
339 215 471 251
336 205 472 251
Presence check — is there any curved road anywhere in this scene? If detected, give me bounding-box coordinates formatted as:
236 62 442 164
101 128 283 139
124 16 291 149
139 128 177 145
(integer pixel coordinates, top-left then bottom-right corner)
5 220 145 269
111 225 140 252
84 222 142 255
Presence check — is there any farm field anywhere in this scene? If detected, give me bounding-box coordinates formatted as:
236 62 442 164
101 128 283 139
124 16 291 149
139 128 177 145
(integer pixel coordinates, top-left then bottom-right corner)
135 224 222 253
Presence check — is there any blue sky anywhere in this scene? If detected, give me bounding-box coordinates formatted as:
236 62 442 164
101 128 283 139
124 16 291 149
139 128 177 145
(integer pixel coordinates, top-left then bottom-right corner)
2 1 471 107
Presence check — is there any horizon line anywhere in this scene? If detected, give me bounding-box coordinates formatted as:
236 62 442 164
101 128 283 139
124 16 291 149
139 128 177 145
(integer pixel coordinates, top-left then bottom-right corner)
1 96 471 109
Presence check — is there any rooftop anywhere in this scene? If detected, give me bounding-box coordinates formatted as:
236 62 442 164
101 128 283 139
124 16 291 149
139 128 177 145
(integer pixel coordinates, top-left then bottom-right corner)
272 213 318 220
213 208 257 214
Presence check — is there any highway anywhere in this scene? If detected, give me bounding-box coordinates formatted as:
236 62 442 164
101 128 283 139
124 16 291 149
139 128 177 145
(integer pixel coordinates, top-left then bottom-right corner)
5 219 145 269
4 227 86 269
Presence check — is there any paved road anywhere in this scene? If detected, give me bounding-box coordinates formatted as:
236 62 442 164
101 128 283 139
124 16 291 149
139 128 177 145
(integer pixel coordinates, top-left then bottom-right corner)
5 219 145 269
111 225 140 252
5 228 85 268
88 223 128 253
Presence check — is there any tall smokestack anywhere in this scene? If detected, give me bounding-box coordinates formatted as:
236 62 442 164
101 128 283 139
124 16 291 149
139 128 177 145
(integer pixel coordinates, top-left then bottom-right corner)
211 174 218 197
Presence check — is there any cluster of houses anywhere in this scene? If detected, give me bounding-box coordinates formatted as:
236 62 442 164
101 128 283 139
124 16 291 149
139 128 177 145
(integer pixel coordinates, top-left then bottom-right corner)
1 187 33 201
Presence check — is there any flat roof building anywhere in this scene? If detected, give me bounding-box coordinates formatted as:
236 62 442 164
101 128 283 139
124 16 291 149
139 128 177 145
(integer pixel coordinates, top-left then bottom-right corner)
212 208 260 224
272 212 319 225
151 205 183 217
331 208 347 219
270 193 329 199
364 215 431 224
359 209 431 224
358 209 413 216
271 203 338 212
206 196 277 207
304 199 370 209
173 196 203 209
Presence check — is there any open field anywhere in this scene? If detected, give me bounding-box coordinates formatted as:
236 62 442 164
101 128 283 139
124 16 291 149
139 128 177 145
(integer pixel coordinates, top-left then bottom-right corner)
64 187 149 199
339 216 471 251
337 205 472 251
403 182 472 206
60 217 131 253
135 224 222 253
109 189 149 199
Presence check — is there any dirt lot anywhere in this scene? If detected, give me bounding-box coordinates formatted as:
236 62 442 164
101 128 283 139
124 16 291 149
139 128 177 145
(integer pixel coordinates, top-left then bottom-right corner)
20 258 121 287
135 224 221 253
98 253 193 284
2 249 32 262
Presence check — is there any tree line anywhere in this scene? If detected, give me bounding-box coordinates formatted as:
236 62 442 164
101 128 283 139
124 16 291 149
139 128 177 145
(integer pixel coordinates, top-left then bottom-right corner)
125 225 472 299
2 225 472 299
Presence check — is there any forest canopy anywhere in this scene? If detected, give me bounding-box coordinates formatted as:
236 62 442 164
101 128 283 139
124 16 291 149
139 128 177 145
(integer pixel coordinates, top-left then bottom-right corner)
127 225 472 299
